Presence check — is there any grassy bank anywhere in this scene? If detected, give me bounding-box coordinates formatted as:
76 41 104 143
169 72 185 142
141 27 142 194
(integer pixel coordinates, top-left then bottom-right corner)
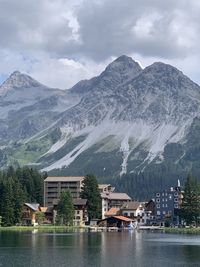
164 227 200 234
0 225 88 232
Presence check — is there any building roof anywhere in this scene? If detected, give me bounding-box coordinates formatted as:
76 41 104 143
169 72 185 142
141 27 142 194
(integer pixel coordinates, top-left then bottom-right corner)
73 199 87 206
40 207 53 213
100 215 133 222
24 203 40 211
105 208 120 216
113 216 133 222
44 176 84 182
121 201 141 210
98 184 111 189
101 192 131 200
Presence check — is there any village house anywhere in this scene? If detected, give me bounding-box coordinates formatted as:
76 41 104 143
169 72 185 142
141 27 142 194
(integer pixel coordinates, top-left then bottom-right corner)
21 203 41 226
121 201 152 226
52 198 88 226
73 199 88 226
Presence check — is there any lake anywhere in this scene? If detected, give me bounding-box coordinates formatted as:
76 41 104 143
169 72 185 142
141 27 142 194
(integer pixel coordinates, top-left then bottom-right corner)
0 230 200 267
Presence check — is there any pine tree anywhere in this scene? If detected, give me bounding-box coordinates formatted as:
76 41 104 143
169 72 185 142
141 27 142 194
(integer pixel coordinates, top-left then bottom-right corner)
81 174 102 222
13 178 26 225
57 191 75 226
1 179 15 226
180 174 200 226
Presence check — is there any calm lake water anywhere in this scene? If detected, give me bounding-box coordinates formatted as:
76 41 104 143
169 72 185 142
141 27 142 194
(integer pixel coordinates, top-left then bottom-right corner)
0 230 200 267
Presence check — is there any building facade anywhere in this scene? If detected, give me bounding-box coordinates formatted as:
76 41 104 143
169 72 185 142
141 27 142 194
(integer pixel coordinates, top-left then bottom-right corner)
121 201 152 226
99 184 132 219
44 176 84 207
154 184 183 225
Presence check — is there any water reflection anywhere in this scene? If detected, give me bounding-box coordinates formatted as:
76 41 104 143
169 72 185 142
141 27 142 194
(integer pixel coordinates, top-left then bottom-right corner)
0 230 200 267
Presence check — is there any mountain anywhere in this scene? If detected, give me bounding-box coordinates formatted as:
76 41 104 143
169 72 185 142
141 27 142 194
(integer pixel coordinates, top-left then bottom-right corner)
1 56 200 200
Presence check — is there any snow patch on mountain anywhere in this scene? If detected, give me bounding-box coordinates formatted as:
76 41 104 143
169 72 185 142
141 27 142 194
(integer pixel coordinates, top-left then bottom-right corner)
41 119 190 173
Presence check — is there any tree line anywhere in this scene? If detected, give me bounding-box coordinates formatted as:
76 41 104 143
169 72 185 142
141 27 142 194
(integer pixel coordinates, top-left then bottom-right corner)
0 166 46 226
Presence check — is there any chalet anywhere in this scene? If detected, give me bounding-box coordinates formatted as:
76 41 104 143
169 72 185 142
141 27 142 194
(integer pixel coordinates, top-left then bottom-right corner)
21 203 40 226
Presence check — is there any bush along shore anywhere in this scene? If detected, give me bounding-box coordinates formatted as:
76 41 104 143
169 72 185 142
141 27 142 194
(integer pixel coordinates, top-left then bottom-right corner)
0 225 89 232
164 227 200 234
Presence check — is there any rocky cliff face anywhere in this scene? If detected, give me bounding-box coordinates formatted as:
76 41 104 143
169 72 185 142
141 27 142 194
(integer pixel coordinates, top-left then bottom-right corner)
1 56 200 198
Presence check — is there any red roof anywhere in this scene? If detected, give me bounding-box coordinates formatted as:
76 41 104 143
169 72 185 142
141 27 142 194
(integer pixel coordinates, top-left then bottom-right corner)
113 216 133 222
105 208 120 216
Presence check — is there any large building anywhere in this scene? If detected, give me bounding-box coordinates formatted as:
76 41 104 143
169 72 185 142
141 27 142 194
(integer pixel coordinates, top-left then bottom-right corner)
44 176 84 207
99 184 131 219
154 182 183 225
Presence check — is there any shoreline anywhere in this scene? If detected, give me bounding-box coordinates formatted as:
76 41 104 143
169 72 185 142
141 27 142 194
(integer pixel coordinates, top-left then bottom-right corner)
1 225 200 234
0 225 87 232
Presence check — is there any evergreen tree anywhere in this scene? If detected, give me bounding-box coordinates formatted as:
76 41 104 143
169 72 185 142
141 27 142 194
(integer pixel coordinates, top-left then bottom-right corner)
180 174 200 226
1 179 15 226
13 178 26 225
81 174 102 222
57 191 75 226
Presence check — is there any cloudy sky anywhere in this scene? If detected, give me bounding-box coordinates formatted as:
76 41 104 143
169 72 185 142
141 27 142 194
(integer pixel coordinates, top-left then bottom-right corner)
0 0 200 89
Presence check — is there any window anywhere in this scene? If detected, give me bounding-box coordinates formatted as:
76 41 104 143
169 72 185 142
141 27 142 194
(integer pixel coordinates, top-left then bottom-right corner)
156 204 160 208
77 210 80 215
169 194 172 200
156 198 160 203
174 192 178 197
163 211 166 215
130 213 134 217
174 198 178 202
174 204 178 208
165 192 168 196
156 193 160 197
162 198 164 202
157 211 160 215
76 216 80 220
162 204 165 208
165 204 168 208
162 192 165 196
124 212 128 216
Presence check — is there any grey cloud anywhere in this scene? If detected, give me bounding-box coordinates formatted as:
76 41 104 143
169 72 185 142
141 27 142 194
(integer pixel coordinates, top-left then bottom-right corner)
72 0 199 61
0 0 73 55
0 0 199 62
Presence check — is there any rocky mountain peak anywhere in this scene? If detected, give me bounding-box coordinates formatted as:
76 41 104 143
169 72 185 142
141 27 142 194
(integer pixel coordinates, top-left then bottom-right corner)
104 55 142 74
0 71 43 96
143 62 183 78
71 55 142 95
